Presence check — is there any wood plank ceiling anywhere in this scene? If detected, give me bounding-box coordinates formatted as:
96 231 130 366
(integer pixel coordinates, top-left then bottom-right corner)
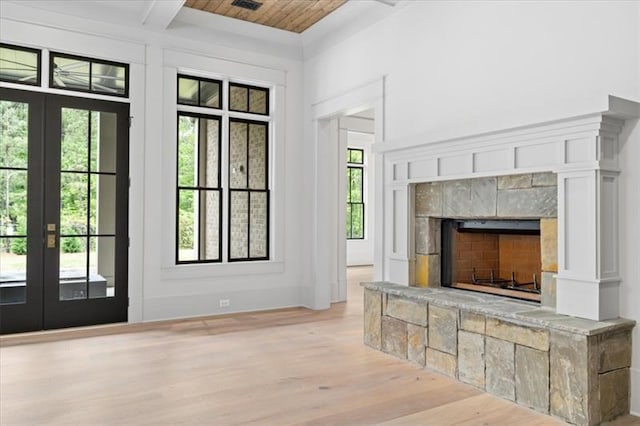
184 0 347 33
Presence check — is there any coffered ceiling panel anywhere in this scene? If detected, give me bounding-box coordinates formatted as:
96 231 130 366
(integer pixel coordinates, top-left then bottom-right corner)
184 0 347 33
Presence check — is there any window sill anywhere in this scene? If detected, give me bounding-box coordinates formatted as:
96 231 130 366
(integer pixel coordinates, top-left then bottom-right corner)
160 260 285 281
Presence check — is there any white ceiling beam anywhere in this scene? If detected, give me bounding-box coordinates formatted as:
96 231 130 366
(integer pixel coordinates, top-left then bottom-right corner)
141 0 185 30
371 0 399 6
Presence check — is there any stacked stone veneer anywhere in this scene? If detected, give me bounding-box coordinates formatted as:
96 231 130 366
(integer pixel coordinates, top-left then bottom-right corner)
414 172 559 307
363 284 634 425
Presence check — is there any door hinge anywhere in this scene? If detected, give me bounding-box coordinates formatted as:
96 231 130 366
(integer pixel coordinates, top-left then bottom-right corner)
129 116 133 128
128 237 131 247
128 297 130 307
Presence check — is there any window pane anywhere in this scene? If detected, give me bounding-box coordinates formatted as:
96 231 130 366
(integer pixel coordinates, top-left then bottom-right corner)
89 236 115 298
349 149 363 164
200 118 219 188
178 77 199 105
178 189 197 262
89 174 116 235
178 115 197 187
90 111 117 173
61 108 89 172
248 123 266 190
52 56 91 91
0 45 39 85
346 204 352 239
1 237 27 305
1 170 27 237
352 203 364 239
200 190 220 260
59 236 88 300
229 121 247 189
200 80 220 108
91 62 126 95
249 88 267 115
60 172 88 235
230 191 248 259
349 167 363 203
0 101 29 168
229 85 248 112
250 192 267 258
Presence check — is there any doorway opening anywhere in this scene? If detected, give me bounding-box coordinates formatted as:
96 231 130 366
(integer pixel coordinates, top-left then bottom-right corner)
335 108 376 303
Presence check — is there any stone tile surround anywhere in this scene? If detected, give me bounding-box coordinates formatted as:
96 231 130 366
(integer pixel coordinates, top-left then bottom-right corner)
414 172 558 307
363 282 635 425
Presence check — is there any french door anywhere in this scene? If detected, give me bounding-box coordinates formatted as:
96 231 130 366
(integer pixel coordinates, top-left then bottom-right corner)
0 88 129 333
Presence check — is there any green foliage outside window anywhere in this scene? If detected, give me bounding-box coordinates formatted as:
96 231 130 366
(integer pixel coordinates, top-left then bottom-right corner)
1 100 28 254
178 115 196 250
1 102 104 255
347 148 365 239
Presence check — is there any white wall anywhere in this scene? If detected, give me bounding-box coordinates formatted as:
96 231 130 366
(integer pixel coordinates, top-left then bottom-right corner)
1 1 308 322
303 0 640 413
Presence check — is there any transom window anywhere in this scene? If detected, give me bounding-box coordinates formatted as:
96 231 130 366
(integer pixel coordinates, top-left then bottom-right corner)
50 52 129 97
177 75 222 109
347 148 364 240
0 43 41 86
228 83 269 115
176 74 270 264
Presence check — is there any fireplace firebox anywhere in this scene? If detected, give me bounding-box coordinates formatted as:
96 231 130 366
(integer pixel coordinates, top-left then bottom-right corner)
441 219 542 302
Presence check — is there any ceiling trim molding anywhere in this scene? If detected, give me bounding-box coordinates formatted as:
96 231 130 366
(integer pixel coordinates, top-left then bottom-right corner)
141 0 185 30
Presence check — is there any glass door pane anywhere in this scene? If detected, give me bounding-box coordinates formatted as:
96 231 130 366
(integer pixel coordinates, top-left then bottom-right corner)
58 108 117 301
0 100 29 305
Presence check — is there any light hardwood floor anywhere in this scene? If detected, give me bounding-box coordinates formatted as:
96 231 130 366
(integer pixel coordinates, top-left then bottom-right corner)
1 266 638 425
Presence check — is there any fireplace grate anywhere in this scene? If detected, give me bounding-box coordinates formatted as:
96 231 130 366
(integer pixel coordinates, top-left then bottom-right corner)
441 219 543 302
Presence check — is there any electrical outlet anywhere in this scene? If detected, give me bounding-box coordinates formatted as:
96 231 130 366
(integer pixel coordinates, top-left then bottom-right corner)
219 299 230 308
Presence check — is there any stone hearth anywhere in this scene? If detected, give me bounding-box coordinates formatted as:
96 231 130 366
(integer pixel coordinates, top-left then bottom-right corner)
363 282 634 425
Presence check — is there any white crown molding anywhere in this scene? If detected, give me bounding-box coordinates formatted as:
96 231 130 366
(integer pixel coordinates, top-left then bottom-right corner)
301 0 410 60
169 7 303 61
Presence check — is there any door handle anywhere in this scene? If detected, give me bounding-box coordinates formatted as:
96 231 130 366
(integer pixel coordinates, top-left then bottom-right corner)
47 224 56 248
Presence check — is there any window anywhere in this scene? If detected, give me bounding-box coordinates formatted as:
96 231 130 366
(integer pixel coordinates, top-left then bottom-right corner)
177 75 221 109
228 83 269 115
347 148 364 239
177 75 270 264
50 52 129 97
0 43 41 86
176 112 222 263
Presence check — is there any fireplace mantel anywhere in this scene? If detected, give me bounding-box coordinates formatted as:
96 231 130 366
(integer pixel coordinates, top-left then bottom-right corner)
378 95 640 321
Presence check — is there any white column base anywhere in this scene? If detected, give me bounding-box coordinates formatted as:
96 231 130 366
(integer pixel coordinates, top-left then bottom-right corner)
387 257 411 285
556 275 620 321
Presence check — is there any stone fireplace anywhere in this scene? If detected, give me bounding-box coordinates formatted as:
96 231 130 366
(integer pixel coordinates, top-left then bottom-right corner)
414 172 558 305
365 96 639 425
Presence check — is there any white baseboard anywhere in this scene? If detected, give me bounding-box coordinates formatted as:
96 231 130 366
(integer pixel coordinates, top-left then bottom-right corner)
143 286 300 322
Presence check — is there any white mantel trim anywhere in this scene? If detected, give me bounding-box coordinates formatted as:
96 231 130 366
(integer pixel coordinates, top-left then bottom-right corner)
383 95 639 321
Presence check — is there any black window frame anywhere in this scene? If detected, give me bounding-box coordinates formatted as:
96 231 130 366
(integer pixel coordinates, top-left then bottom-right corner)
347 148 364 165
49 51 129 98
347 148 365 240
177 74 223 109
228 82 270 116
228 117 270 262
0 43 42 87
175 111 223 265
